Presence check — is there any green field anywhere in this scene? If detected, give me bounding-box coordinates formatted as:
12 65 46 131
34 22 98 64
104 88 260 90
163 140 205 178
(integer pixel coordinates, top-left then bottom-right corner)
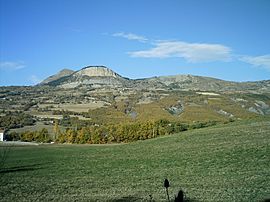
0 119 269 201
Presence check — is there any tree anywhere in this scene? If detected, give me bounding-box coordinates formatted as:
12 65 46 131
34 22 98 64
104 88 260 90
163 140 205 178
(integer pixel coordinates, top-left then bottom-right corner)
66 128 76 143
38 128 50 143
61 114 71 127
53 119 60 140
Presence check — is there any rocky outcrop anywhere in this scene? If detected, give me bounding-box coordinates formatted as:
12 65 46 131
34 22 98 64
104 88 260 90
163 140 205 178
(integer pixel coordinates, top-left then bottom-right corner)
248 100 270 115
40 66 128 88
74 66 121 78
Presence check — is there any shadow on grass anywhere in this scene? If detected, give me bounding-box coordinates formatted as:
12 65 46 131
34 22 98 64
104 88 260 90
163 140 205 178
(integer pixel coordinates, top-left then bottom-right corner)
110 196 144 202
109 196 200 202
0 163 44 174
184 198 200 202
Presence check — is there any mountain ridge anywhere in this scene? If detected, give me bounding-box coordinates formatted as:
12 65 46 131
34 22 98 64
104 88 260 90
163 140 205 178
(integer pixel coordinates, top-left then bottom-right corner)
39 65 270 93
40 68 75 85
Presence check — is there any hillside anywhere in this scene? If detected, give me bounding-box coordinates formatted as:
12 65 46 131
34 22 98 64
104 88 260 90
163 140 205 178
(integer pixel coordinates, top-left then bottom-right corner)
40 69 74 85
0 65 270 142
1 118 269 201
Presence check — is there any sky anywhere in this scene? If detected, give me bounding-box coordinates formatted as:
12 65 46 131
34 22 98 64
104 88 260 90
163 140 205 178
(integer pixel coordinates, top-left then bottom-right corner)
0 0 270 86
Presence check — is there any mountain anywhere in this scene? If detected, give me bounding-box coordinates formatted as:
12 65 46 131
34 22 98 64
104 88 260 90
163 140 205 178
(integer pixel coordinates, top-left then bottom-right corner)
40 69 74 85
1 65 270 128
40 65 270 93
41 66 129 88
75 66 121 78
149 75 270 93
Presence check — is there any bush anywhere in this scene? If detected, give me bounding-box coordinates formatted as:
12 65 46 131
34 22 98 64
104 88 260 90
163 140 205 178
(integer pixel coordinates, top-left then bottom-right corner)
20 128 52 143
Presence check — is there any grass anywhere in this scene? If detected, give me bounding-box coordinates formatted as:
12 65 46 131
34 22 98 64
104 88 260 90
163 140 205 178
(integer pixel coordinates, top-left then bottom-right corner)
0 118 269 201
56 102 107 112
9 122 55 134
9 121 67 136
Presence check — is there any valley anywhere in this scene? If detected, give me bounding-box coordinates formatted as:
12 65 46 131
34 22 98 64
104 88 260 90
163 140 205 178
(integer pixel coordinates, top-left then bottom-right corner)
1 1 270 201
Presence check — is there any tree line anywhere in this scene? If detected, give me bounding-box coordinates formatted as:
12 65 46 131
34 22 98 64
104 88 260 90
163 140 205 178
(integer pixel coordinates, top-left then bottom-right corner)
5 128 51 143
6 119 217 144
0 111 35 129
56 119 186 144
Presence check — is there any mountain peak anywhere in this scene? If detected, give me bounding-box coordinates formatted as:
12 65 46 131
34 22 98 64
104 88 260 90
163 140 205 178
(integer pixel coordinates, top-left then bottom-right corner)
40 68 74 85
59 68 74 74
75 65 121 78
82 65 108 70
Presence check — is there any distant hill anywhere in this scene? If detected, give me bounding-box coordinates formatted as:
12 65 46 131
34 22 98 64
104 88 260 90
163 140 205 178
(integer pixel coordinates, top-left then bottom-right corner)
40 65 270 93
149 74 270 93
40 69 74 85
40 66 129 88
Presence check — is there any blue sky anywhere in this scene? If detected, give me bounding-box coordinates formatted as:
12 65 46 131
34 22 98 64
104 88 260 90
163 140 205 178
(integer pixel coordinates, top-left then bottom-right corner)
0 0 270 86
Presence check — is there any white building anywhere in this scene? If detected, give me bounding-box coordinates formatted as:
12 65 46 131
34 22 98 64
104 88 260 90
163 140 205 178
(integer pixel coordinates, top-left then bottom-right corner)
0 129 5 141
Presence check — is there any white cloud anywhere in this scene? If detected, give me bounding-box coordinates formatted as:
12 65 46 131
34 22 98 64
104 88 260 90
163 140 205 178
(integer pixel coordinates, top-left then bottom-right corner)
240 55 270 70
113 32 270 69
129 41 232 62
113 32 148 42
29 75 42 85
0 61 25 70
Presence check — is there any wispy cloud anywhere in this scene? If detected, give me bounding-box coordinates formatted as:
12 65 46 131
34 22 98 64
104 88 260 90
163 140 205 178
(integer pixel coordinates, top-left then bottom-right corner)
113 32 270 69
129 41 232 63
240 55 270 70
29 75 42 85
113 32 148 43
0 61 25 70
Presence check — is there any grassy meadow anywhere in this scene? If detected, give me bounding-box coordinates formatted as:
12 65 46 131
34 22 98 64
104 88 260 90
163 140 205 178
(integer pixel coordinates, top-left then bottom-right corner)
0 118 269 201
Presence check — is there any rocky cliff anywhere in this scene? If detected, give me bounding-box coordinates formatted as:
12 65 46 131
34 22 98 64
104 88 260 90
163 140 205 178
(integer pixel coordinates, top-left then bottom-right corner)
74 66 121 78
